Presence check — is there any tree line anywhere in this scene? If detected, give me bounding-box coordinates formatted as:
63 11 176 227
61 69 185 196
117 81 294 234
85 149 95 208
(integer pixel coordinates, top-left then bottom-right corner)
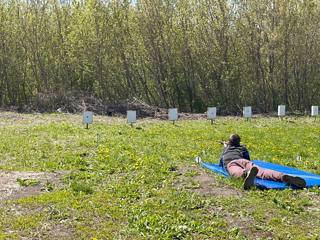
0 0 320 113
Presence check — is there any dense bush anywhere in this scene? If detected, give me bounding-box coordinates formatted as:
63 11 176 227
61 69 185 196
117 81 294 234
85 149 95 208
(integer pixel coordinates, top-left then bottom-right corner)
1 0 320 113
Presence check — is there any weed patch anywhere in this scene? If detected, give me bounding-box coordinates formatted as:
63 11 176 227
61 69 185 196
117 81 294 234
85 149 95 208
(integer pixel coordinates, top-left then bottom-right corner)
0 113 320 238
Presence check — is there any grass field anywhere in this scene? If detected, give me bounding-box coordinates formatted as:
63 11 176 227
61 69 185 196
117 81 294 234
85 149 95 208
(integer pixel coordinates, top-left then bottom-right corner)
0 112 320 239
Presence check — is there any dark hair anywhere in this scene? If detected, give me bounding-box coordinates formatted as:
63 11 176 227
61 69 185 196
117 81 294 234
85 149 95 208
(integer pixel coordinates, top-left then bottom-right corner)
228 134 241 147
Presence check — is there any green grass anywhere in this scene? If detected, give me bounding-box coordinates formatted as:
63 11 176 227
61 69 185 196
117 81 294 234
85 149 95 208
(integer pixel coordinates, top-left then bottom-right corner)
16 178 40 187
1 113 320 239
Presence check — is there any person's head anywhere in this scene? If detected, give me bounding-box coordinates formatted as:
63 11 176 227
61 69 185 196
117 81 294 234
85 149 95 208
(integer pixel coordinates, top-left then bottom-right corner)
228 134 241 147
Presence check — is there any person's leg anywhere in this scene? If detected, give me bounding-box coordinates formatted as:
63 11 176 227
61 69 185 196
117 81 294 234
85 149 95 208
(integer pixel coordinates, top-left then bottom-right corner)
227 159 259 175
256 168 283 181
258 168 306 188
236 159 284 181
227 159 258 190
226 159 249 178
227 159 306 188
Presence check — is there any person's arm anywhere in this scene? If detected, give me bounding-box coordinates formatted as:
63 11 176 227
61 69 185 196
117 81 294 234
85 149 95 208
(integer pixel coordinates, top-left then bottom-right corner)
219 156 224 166
242 146 251 160
219 145 229 166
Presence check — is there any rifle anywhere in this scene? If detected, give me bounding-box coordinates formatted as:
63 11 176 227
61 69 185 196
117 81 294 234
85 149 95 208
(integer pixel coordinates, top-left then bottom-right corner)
218 140 228 146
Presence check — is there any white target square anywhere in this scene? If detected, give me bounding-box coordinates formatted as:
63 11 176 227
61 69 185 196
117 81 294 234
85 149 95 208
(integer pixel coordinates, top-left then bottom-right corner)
311 106 318 116
243 106 252 118
207 107 217 120
168 108 178 121
278 105 286 116
83 111 93 124
127 110 137 123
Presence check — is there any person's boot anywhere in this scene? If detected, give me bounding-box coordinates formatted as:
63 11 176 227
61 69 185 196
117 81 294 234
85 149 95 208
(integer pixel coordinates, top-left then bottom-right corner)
282 175 306 189
243 166 258 190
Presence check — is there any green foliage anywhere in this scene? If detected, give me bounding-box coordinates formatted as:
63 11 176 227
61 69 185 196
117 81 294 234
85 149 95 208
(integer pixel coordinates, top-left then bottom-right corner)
16 178 40 187
1 1 320 112
71 182 94 195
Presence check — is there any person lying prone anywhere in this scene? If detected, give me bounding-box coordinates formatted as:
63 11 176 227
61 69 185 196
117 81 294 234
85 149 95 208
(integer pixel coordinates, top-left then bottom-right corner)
219 134 306 190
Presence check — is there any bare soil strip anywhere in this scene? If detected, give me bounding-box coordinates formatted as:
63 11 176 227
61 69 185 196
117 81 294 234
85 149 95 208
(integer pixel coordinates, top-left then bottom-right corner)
0 171 64 201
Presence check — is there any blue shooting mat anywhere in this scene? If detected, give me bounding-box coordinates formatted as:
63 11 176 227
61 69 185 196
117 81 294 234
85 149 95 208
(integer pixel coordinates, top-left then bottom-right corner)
201 160 320 189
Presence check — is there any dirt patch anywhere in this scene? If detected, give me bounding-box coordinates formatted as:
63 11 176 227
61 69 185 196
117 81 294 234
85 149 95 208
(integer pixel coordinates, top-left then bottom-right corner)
173 164 274 238
33 222 75 240
0 170 65 201
174 163 242 198
219 207 274 239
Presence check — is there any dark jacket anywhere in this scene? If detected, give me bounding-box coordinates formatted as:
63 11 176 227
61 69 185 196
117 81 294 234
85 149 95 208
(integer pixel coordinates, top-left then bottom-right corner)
219 145 250 168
